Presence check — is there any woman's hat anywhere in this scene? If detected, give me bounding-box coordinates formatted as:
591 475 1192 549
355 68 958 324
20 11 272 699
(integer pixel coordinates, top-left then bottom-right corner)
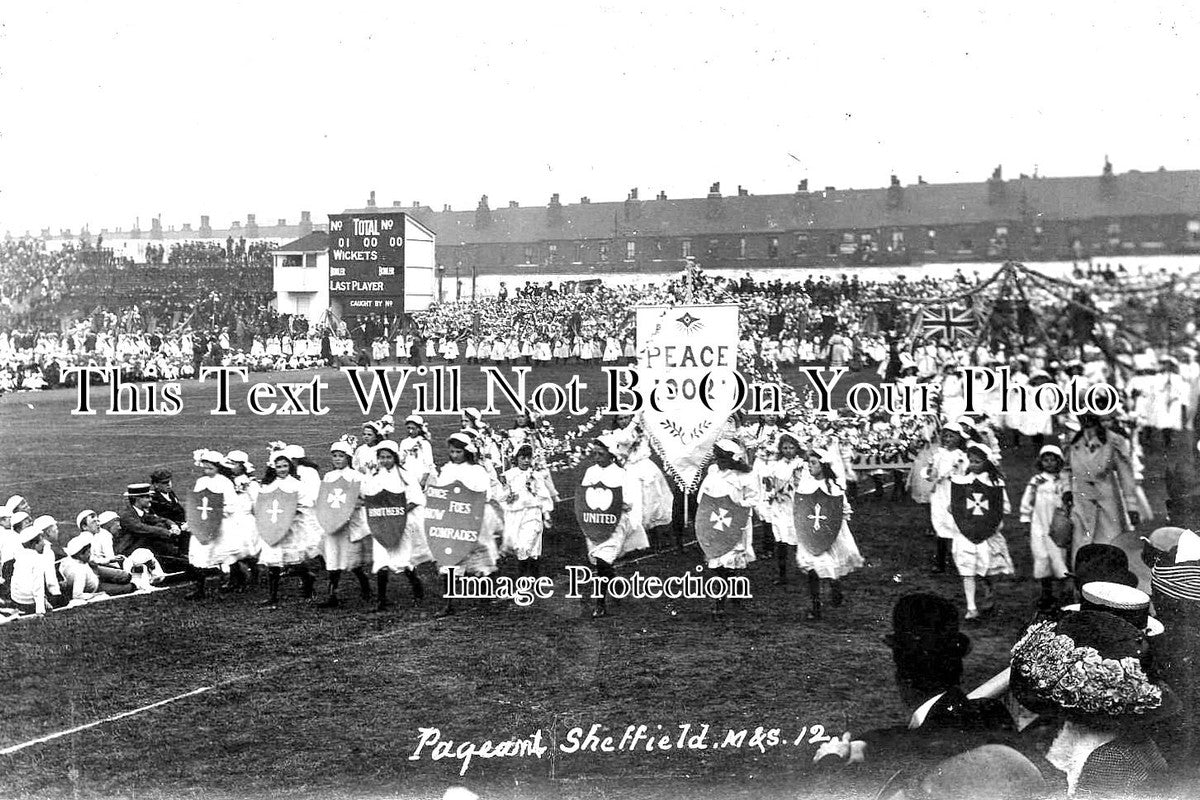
514 443 534 460
4 494 25 513
76 509 96 530
97 511 120 527
64 532 94 557
1011 611 1178 727
714 439 745 460
195 449 225 466
593 433 622 454
362 420 384 434
226 450 254 471
907 744 1045 800
965 442 995 462
123 483 152 498
1079 581 1165 637
447 432 477 453
283 444 305 461
1037 444 1064 460
329 441 354 457
941 422 964 435
374 440 400 459
405 414 425 427
269 450 291 466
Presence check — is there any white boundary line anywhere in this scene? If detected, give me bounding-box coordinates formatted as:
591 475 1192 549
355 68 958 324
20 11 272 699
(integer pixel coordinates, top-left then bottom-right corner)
0 688 214 756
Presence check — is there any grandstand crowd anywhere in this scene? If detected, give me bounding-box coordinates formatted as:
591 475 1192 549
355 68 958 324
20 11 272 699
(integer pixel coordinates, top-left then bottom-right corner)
6 237 1200 794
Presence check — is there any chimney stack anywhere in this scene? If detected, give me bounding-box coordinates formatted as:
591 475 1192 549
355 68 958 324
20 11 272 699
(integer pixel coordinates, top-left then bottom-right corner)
200 215 212 237
412 201 420 209
580 197 590 204
508 200 519 208
475 195 493 229
299 211 313 234
656 190 667 200
442 204 452 212
277 218 286 226
797 179 808 192
624 188 641 221
737 185 749 197
393 201 403 207
886 175 903 210
986 165 1006 206
246 213 258 237
368 190 377 208
547 193 564 227
707 182 721 198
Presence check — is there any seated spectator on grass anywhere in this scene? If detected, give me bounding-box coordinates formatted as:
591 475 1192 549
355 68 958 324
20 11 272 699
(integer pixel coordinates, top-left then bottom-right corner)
59 533 134 601
9 522 65 615
149 469 188 528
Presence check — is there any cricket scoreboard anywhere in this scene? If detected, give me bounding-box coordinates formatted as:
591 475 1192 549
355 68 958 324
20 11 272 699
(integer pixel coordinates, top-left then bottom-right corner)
327 212 405 313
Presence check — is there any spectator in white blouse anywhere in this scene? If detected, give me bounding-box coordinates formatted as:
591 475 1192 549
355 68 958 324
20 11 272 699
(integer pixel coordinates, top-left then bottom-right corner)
9 523 65 615
59 533 134 601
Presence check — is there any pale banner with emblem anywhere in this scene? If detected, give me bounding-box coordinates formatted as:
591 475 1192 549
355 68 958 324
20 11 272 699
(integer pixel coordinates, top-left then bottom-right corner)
634 304 740 491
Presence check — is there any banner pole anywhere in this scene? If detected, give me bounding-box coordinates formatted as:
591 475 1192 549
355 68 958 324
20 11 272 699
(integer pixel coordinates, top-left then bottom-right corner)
683 490 689 529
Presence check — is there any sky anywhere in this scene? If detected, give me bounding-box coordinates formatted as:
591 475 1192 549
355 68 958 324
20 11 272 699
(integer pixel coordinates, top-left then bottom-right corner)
1 1 1198 236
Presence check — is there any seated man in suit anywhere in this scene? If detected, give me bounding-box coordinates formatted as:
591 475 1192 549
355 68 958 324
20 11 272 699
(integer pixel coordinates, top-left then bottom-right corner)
149 469 188 529
116 483 189 574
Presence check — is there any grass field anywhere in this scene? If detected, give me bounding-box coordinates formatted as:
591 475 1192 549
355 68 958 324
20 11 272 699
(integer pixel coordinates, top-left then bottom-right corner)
0 363 1195 799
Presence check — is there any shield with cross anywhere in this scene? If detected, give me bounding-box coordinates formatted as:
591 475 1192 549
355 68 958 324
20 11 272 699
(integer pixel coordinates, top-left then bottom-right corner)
950 478 1005 544
316 476 360 535
254 486 299 546
185 489 225 546
364 489 408 549
695 492 749 561
793 489 844 555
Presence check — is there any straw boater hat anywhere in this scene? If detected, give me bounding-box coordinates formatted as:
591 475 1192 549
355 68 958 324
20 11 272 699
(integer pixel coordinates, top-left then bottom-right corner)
1010 611 1179 729
124 483 152 498
1075 581 1165 637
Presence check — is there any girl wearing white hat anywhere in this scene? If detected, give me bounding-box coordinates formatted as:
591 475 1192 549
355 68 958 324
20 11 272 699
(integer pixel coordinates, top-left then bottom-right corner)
362 439 431 611
696 440 759 617
354 421 385 475
1019 444 1072 611
399 415 435 488
500 443 554 579
218 450 260 592
432 432 500 616
258 449 322 607
794 448 864 620
928 423 970 574
576 434 642 618
185 450 238 600
316 439 374 608
952 443 1014 621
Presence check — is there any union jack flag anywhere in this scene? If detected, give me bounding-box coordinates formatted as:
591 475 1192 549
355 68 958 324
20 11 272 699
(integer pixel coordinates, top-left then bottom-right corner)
921 305 976 342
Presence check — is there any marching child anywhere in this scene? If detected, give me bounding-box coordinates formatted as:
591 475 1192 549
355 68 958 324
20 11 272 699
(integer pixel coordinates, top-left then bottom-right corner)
928 423 970 574
794 448 864 620
501 444 554 579
362 440 430 610
1019 443 1072 611
951 443 1014 621
431 432 500 616
316 439 374 607
696 440 758 617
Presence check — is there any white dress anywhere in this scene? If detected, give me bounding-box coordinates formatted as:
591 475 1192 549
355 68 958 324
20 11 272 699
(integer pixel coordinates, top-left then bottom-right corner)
432 461 499 575
792 473 864 579
578 462 647 563
320 467 372 571
257 473 323 567
929 447 969 540
696 465 758 570
398 436 435 487
216 475 260 563
761 456 805 546
353 443 379 475
362 465 432 572
1019 472 1070 580
949 472 1015 577
613 424 674 530
189 474 236 569
500 466 553 559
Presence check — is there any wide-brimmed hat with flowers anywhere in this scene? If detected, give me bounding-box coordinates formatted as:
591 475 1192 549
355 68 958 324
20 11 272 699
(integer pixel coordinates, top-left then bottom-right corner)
1010 611 1178 729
